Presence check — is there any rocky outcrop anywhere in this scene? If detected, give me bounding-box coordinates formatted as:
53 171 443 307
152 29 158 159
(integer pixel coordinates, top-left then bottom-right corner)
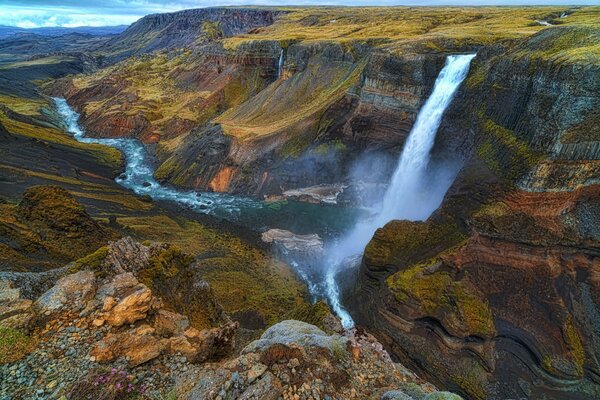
0 280 33 332
101 8 283 62
354 187 600 400
0 185 116 272
176 320 462 400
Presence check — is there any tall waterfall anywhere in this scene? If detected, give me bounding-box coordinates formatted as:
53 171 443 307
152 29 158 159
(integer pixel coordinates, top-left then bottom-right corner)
325 54 476 328
277 49 284 80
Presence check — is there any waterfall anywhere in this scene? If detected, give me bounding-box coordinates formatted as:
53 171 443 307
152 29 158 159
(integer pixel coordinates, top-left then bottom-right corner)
277 49 284 80
325 54 476 328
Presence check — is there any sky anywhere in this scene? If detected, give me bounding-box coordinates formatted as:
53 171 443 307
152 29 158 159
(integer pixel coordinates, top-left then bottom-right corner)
0 0 597 28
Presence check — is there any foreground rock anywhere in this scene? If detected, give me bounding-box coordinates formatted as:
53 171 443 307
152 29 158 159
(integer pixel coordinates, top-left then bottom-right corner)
176 320 462 400
0 238 238 398
0 236 463 399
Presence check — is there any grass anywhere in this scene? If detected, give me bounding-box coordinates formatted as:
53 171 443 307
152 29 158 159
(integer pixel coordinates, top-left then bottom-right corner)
117 215 309 325
0 325 33 364
223 6 599 51
0 107 123 170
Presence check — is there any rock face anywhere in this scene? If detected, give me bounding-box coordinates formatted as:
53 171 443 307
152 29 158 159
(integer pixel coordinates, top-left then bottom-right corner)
177 320 462 400
353 26 600 400
6 237 239 369
101 8 282 61
50 41 445 203
0 280 33 331
33 271 96 322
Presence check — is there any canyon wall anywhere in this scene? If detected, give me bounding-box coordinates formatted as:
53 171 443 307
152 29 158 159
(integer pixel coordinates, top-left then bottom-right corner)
352 26 600 400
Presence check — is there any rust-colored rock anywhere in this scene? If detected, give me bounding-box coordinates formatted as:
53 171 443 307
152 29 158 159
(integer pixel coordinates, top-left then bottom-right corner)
105 285 152 327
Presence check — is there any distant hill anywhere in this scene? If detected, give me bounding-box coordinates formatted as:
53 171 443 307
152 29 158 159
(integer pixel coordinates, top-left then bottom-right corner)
100 8 281 61
0 25 128 39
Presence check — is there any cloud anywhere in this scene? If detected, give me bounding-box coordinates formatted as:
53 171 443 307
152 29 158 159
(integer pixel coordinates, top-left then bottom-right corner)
0 0 595 28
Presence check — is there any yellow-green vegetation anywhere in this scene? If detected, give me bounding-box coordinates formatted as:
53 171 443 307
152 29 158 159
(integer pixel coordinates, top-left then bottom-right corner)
71 49 271 140
218 59 365 139
364 218 467 268
118 215 308 325
0 105 122 170
289 300 337 333
203 21 223 40
0 326 33 364
448 361 489 400
564 316 586 377
387 264 495 338
224 7 598 52
0 186 117 271
67 246 109 276
0 55 78 70
139 245 195 286
513 12 600 65
475 115 543 184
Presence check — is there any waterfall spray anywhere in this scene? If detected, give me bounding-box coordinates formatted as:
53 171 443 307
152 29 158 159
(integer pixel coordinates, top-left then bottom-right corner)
325 54 476 328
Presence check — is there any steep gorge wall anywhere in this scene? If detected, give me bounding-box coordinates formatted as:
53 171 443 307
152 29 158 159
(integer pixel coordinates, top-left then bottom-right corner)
156 44 447 197
352 26 600 400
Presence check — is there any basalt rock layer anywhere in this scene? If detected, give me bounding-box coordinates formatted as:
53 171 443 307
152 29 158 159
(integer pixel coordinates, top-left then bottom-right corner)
353 24 600 400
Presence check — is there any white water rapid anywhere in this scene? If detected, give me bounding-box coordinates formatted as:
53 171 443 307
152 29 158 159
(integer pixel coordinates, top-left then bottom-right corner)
53 98 261 217
324 54 476 328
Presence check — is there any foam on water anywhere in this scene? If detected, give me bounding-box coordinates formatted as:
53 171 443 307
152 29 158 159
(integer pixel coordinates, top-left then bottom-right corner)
53 97 261 218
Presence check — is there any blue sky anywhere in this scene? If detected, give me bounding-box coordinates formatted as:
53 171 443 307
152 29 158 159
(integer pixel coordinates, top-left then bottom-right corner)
0 0 597 28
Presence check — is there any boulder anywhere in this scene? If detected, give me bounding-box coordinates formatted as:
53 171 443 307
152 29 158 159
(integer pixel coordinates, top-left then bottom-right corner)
33 271 96 319
154 309 190 337
105 285 153 327
91 329 169 367
243 320 348 361
424 393 464 400
382 391 416 400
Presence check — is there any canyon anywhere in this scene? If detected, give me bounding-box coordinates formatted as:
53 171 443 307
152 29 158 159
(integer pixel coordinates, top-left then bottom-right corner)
0 5 599 400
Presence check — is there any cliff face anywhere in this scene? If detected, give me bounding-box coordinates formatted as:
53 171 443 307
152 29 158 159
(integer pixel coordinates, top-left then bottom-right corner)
353 26 600 400
54 39 446 200
101 8 282 62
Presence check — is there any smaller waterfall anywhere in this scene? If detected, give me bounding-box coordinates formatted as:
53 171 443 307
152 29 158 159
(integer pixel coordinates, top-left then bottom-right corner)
277 49 284 80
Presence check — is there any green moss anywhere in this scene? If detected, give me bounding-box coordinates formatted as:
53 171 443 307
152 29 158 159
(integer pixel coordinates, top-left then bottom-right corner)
514 25 600 64
0 326 33 364
139 245 195 287
365 219 467 269
67 246 109 276
564 316 585 377
387 262 495 338
475 116 543 184
203 21 223 40
0 108 123 172
450 362 488 400
289 300 332 332
313 139 346 156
